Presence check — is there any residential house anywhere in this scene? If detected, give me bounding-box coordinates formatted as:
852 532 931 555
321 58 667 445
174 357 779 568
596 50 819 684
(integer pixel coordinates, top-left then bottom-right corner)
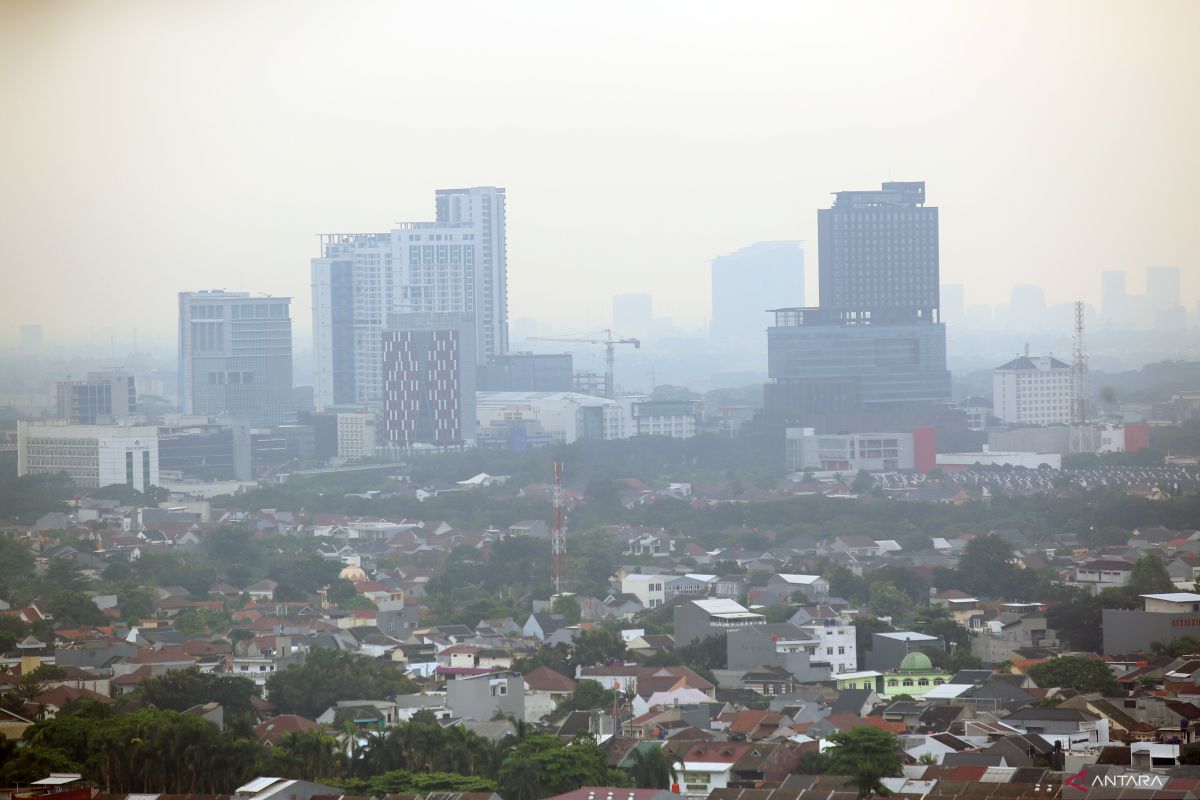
446 671 526 722
831 536 882 558
1168 556 1200 589
523 665 576 721
622 574 667 610
1073 559 1134 595
1001 706 1108 749
523 613 567 642
765 574 830 601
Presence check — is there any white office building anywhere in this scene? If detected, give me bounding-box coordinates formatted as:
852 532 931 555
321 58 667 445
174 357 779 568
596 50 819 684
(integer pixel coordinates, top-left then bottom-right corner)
18 421 159 491
475 391 628 444
312 187 507 410
785 428 915 473
336 412 377 460
992 354 1075 426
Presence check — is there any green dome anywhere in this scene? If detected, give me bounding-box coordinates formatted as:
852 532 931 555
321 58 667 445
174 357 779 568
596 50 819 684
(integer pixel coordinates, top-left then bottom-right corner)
899 651 933 672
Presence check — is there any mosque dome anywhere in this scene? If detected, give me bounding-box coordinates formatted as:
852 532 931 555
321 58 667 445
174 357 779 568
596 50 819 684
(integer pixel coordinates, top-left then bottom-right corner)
899 651 933 672
338 564 367 582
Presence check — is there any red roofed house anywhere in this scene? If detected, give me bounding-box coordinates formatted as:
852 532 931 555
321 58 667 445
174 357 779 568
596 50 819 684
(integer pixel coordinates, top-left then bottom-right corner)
523 665 577 722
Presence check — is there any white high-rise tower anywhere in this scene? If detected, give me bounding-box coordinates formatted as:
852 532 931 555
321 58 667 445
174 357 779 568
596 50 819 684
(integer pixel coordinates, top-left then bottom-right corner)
311 187 508 410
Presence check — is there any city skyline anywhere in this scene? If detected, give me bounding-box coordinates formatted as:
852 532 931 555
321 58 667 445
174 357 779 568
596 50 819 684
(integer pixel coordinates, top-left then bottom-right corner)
2 1 1198 346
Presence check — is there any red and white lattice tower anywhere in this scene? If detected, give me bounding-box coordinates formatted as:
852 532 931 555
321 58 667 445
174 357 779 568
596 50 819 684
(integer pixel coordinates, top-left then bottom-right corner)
551 460 566 596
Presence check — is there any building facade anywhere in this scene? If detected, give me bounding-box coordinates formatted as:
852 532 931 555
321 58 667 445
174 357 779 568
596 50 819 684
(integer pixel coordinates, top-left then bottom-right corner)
629 399 699 439
477 352 573 392
992 355 1075 426
56 371 137 425
381 312 476 449
785 428 918 473
765 183 949 430
178 291 293 427
475 391 627 444
766 308 950 414
18 421 159 491
334 412 377 460
817 181 938 317
312 187 507 410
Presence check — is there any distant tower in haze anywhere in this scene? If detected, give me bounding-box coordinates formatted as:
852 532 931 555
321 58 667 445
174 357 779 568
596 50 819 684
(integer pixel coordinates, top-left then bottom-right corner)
940 285 965 326
1101 270 1128 328
1007 285 1047 331
612 293 653 338
711 241 804 341
178 290 294 426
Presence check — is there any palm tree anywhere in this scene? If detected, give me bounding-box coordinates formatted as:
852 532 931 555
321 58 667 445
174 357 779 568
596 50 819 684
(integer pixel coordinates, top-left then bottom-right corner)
630 745 681 789
500 755 542 800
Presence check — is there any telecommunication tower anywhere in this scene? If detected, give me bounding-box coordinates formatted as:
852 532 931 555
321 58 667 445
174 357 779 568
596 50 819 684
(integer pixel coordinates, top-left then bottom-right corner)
1070 301 1092 453
551 460 566 595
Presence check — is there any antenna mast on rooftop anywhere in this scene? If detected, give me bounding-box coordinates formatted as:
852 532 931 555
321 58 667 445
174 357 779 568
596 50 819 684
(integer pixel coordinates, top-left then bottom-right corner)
551 460 566 596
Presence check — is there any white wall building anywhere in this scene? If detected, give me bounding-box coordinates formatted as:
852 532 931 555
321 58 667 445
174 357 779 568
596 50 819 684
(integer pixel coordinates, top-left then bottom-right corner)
623 396 699 439
312 187 506 410
620 574 666 609
336 412 377 460
936 448 1061 470
992 354 1075 426
797 619 857 674
17 422 159 491
475 391 628 444
785 428 915 472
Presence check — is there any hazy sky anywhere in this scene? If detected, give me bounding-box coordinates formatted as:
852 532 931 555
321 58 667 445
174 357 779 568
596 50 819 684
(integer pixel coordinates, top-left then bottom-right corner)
2 0 1197 348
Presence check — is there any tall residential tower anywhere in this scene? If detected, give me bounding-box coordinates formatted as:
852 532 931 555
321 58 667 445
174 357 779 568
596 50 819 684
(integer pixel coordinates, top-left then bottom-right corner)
312 186 507 410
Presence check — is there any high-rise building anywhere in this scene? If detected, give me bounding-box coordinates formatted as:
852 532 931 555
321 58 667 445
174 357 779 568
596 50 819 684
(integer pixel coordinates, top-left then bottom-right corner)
992 354 1075 426
1101 270 1128 328
1146 266 1181 313
381 312 476 449
816 183 937 318
765 182 949 429
312 187 507 410
1007 285 1047 331
711 242 804 341
18 421 159 491
178 291 294 427
56 371 136 424
435 186 508 360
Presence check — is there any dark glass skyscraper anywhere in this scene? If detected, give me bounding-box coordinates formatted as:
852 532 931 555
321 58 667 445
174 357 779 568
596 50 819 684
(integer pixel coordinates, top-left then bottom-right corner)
817 181 939 319
765 182 950 429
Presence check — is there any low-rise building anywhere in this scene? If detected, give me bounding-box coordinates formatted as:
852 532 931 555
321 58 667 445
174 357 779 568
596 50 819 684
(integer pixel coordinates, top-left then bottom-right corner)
674 598 766 647
17 421 160 491
1103 592 1200 655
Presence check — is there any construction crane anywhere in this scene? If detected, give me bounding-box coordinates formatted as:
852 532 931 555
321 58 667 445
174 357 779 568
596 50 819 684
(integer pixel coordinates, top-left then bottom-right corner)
527 329 641 399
